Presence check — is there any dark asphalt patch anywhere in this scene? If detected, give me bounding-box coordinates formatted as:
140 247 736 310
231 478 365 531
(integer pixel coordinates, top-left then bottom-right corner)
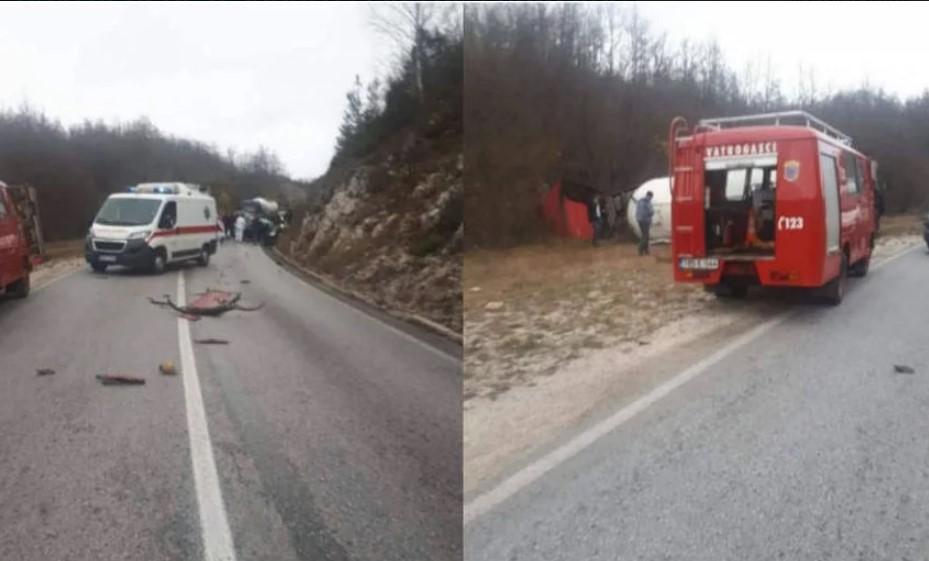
96 374 146 385
204 352 351 561
894 364 916 374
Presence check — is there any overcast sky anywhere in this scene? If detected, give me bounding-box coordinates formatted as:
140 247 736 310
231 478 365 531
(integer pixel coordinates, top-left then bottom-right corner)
636 1 929 100
0 2 388 180
3 2 926 181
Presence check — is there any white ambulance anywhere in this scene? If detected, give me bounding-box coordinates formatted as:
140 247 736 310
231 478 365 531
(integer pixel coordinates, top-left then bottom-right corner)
85 182 220 274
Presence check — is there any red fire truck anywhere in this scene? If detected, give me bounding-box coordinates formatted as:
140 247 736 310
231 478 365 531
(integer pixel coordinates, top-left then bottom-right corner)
668 111 878 305
0 181 44 299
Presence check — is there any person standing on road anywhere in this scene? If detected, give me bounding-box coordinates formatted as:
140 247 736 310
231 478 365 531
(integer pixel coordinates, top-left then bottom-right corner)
223 214 234 239
234 213 246 242
587 193 604 246
636 191 655 256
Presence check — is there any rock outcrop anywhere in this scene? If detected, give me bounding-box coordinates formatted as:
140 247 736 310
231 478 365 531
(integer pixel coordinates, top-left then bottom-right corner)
281 134 462 334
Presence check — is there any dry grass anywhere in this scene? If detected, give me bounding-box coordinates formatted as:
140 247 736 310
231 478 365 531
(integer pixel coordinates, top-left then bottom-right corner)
464 239 713 400
878 213 923 238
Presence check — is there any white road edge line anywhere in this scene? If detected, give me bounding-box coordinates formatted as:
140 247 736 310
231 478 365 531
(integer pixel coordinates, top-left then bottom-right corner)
264 248 461 365
462 242 919 527
177 271 237 561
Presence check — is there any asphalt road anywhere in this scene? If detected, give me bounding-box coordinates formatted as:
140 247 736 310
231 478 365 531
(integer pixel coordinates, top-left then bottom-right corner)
466 246 929 561
0 242 461 561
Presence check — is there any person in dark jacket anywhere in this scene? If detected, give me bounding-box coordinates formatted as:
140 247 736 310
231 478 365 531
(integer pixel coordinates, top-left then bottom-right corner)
587 193 604 246
635 191 655 256
222 214 235 239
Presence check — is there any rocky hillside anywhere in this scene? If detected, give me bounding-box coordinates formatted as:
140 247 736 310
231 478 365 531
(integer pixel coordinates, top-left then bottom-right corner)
278 130 462 334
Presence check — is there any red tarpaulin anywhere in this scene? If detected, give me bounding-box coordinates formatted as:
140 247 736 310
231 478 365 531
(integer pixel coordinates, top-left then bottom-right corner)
541 180 593 240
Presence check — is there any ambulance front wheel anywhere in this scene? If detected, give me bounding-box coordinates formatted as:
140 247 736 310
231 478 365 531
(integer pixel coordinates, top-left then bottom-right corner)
197 245 210 267
150 250 167 275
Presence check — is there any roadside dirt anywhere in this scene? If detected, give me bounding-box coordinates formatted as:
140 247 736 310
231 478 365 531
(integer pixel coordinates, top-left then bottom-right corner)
31 256 83 289
463 215 923 494
28 239 84 289
464 242 713 401
43 239 84 261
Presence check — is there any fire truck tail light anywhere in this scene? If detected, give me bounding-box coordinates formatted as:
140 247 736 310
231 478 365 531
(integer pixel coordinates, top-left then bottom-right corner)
770 271 800 281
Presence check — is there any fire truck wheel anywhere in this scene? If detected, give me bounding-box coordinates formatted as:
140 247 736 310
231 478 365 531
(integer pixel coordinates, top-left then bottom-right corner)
709 283 747 299
850 256 870 277
822 254 848 306
8 274 29 299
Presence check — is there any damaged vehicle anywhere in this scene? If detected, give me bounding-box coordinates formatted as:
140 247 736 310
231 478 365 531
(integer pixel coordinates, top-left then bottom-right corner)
241 197 290 246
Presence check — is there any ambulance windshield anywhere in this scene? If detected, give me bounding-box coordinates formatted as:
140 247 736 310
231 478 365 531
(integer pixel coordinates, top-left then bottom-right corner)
95 197 162 226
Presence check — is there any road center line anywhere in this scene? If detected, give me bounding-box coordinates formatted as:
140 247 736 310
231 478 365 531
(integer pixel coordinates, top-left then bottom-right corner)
463 243 919 526
177 271 237 561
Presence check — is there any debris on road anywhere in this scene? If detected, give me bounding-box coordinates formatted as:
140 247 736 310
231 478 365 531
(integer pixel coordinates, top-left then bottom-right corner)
148 289 265 318
159 362 177 375
194 338 229 345
96 374 146 385
36 368 55 376
894 364 916 374
240 279 251 284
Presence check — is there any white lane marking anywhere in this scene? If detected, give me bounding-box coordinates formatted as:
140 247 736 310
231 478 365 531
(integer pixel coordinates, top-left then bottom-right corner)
463 242 919 526
177 271 237 561
873 242 919 269
261 248 460 365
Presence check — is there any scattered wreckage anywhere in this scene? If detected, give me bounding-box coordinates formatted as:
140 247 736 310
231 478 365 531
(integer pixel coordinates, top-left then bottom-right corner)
148 289 264 318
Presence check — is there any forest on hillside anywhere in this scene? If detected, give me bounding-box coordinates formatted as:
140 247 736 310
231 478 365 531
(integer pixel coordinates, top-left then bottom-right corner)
0 110 302 241
464 3 929 248
308 2 462 206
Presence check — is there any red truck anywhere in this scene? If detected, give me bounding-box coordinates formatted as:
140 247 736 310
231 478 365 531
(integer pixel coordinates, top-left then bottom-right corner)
669 111 878 305
0 181 43 299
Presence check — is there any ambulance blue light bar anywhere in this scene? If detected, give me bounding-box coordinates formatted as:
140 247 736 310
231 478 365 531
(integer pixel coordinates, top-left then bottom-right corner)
133 183 180 194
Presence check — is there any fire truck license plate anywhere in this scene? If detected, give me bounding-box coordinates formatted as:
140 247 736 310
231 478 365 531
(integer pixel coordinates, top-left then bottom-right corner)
679 257 719 270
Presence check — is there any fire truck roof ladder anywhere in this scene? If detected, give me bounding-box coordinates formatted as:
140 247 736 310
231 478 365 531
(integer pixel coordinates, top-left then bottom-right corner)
698 110 852 146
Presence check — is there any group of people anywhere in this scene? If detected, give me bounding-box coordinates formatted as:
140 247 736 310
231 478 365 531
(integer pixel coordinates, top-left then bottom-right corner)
585 190 654 256
222 213 248 242
222 212 281 246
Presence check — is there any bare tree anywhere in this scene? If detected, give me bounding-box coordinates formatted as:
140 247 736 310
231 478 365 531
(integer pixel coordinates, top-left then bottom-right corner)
601 3 623 77
370 2 437 103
